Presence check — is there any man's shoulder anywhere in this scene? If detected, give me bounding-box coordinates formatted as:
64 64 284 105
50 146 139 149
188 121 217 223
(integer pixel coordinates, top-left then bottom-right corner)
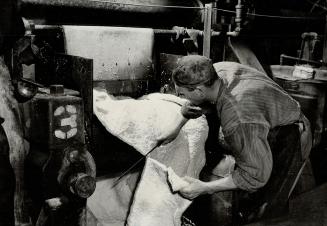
213 61 261 72
213 61 244 73
213 61 271 85
213 61 269 78
214 62 282 93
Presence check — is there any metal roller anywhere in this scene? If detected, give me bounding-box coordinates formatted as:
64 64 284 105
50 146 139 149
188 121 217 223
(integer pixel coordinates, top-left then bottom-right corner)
21 0 202 13
20 0 203 27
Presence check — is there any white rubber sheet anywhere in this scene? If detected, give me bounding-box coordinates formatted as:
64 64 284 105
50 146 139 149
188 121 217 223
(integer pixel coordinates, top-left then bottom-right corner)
89 89 208 226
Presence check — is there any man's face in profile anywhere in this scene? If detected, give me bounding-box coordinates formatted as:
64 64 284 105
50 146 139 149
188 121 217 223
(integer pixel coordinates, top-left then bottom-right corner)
175 85 207 106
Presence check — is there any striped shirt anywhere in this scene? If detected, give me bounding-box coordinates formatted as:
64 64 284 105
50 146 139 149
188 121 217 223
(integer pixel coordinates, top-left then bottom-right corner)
213 62 302 192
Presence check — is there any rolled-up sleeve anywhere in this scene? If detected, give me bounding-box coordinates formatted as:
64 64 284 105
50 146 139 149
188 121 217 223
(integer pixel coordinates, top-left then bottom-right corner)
224 123 273 193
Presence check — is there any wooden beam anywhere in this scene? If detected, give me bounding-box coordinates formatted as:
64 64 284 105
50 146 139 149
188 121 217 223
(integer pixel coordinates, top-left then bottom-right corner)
226 39 265 73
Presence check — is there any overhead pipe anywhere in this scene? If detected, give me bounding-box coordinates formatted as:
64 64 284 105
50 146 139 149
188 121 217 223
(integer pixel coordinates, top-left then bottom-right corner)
30 24 222 37
154 29 221 37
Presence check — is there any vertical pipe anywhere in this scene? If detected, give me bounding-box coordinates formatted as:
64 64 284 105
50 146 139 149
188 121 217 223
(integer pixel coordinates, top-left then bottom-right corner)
322 16 327 69
212 1 218 25
235 0 243 32
203 3 213 58
280 54 284 65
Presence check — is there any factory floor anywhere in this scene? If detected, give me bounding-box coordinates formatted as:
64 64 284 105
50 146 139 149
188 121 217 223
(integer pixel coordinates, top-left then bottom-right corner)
245 183 327 226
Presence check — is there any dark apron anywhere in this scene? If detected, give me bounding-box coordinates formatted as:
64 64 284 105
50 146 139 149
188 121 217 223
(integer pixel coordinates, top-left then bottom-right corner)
235 123 303 223
184 123 307 226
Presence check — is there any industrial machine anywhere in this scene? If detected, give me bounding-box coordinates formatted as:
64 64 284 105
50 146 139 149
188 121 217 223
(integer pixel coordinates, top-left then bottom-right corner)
7 0 327 225
23 84 96 225
11 4 243 223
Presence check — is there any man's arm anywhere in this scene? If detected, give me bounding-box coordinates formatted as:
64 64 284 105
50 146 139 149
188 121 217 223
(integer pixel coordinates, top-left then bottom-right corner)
178 175 237 200
178 123 273 199
227 123 272 192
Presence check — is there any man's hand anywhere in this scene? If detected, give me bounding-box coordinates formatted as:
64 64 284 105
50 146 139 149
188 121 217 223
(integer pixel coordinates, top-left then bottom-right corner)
181 101 203 119
178 176 209 200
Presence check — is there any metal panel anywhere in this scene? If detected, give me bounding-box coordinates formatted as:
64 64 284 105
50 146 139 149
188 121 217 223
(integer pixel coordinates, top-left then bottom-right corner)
63 26 155 81
27 93 85 148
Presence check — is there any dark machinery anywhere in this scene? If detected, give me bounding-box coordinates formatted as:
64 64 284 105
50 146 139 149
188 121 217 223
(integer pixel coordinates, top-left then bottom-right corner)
6 20 97 224
24 84 96 226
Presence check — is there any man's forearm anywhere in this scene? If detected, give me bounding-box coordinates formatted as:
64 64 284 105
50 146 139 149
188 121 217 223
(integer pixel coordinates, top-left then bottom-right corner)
177 175 238 200
205 175 238 194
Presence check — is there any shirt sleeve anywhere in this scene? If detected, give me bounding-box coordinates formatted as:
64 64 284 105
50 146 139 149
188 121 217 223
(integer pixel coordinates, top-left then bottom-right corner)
224 123 273 193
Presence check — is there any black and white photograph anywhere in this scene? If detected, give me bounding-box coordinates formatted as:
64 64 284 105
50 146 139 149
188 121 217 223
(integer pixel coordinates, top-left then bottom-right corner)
0 0 327 225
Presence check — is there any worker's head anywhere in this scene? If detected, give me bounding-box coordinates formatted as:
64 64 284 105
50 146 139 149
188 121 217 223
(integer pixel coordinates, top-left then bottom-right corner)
172 55 218 105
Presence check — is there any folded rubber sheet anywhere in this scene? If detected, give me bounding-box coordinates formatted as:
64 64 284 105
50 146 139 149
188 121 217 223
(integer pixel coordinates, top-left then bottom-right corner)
89 89 208 226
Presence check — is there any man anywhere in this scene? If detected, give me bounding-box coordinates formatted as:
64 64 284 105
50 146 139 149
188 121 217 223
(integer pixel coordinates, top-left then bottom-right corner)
172 55 312 223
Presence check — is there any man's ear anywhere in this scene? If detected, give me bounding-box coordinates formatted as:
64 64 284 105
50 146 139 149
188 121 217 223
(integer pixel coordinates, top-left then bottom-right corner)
194 86 206 98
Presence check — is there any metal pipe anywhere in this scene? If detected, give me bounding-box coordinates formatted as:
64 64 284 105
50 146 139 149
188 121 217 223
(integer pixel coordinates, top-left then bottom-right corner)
230 0 243 37
280 54 324 66
226 31 240 37
153 29 183 35
203 3 213 58
33 24 60 30
322 15 327 69
212 1 218 25
31 24 222 37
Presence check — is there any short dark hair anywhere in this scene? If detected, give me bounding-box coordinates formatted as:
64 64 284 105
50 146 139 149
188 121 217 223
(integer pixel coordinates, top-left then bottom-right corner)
172 55 218 88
